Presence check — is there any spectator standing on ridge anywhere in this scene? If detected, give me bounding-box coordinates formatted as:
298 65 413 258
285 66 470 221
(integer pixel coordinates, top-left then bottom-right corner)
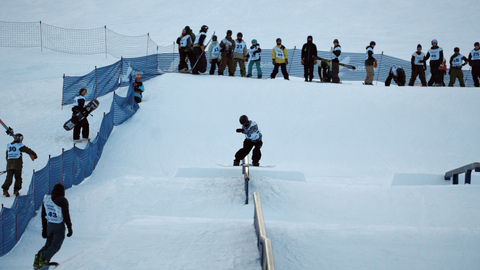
208 35 221 75
133 73 144 103
385 65 406 86
331 39 341 83
301 36 317 82
33 183 73 269
176 28 192 72
439 57 447 86
468 42 480 87
218 30 236 76
364 41 376 85
192 25 209 75
424 39 444 86
246 39 262 78
408 44 427 86
72 88 90 142
233 32 248 77
271 38 289 80
448 47 469 87
234 115 262 166
2 133 37 197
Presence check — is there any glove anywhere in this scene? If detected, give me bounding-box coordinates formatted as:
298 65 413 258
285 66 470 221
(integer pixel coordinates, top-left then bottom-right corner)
236 128 243 133
67 227 73 237
30 154 37 161
301 59 304 65
374 59 378 68
42 230 47 239
314 59 317 65
272 60 276 65
200 45 204 52
243 57 247 62
285 59 289 65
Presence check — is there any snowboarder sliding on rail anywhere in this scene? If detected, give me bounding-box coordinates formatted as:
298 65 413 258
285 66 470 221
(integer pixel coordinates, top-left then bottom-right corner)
33 183 73 269
2 133 37 197
234 115 262 166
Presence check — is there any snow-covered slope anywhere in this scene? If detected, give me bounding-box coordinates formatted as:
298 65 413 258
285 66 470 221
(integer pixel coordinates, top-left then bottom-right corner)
1 0 480 269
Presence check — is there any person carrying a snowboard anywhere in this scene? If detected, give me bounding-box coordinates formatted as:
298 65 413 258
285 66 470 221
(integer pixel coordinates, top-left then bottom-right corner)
2 133 37 197
33 183 73 269
331 39 341 83
72 88 89 142
133 73 145 103
364 41 376 85
234 115 262 166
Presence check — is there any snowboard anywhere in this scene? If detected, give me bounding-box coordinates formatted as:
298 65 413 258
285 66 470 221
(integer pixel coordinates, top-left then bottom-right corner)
36 262 59 270
317 57 356 70
63 99 99 131
217 163 275 168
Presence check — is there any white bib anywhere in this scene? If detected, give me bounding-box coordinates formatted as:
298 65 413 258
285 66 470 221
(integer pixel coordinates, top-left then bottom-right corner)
7 143 24 159
234 40 246 54
249 45 261 61
391 65 402 76
211 44 221 58
470 49 480 61
43 195 64 224
194 32 206 45
451 54 464 67
332 46 341 59
365 47 374 60
73 95 85 107
412 52 425 65
179 35 191 47
428 48 442 61
274 46 285 59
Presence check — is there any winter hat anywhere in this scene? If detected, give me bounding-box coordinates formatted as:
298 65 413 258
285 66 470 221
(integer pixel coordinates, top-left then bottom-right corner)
251 39 257 43
135 73 141 79
307 35 313 41
184 26 191 33
454 47 460 52
333 39 339 44
212 35 217 41
276 38 282 43
52 183 65 197
237 32 243 38
226 30 232 36
370 41 376 46
417 44 422 48
475 42 480 47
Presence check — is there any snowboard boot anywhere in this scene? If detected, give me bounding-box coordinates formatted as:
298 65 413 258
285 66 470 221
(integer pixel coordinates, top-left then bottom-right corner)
233 159 240 166
246 74 252 78
13 190 19 197
252 161 260 166
258 75 262 79
34 253 47 269
3 190 9 197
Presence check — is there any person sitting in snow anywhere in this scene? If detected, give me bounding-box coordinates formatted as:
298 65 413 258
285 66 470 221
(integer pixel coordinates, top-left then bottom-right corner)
234 115 262 166
2 133 37 197
133 73 145 103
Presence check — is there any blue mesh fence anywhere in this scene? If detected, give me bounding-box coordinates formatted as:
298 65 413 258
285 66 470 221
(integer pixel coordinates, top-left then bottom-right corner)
0 78 142 257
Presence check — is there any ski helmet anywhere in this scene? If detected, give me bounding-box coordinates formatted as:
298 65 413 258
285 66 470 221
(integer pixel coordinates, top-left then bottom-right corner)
370 41 376 46
417 44 422 48
13 133 23 143
276 38 282 43
239 115 249 126
251 39 257 43
226 30 232 36
237 32 243 38
201 25 208 32
475 42 480 47
431 39 438 45
454 47 460 52
333 39 339 44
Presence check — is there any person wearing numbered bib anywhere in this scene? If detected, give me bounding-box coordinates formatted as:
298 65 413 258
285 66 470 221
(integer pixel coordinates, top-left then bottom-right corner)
448 47 469 87
424 39 444 86
192 25 209 75
468 42 480 87
385 65 406 86
233 32 248 77
246 39 262 78
364 41 376 85
218 30 236 76
408 44 427 86
2 133 37 197
176 28 193 72
33 183 72 269
270 38 289 80
208 35 221 75
234 115 263 166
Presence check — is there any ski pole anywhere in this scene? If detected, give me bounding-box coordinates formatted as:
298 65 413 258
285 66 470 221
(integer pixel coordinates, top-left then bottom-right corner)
288 46 296 73
375 51 384 86
189 31 215 73
0 118 14 136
